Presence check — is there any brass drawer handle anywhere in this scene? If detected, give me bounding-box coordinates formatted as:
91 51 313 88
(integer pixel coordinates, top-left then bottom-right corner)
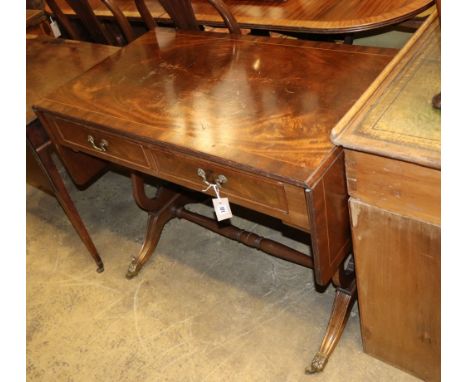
87 135 108 152
197 168 228 187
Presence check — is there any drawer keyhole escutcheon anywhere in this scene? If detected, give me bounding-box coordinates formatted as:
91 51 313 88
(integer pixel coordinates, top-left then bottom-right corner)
197 168 228 187
87 135 108 152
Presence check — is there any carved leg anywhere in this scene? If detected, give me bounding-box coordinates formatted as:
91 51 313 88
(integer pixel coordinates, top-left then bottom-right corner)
31 141 104 272
126 173 191 279
305 279 357 374
305 258 356 374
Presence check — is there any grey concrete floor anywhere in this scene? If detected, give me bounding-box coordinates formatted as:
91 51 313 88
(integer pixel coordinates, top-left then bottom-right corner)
26 166 420 382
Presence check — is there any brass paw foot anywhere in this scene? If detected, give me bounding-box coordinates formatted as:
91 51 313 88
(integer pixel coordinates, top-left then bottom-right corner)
126 257 141 279
305 352 328 374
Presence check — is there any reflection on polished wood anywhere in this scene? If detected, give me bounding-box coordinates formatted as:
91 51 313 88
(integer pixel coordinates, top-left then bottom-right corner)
34 28 395 371
27 35 119 271
27 36 119 125
47 0 434 34
35 30 395 186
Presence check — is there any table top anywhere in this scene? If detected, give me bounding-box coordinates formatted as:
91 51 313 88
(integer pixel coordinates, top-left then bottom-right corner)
48 0 434 34
34 29 394 186
331 11 440 170
26 35 119 125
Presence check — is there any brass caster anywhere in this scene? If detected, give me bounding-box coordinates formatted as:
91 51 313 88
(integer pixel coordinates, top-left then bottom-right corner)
305 352 328 374
96 262 104 273
126 258 140 279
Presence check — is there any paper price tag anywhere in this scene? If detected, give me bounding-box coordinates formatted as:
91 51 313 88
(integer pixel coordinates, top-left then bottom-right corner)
49 18 61 38
212 197 232 221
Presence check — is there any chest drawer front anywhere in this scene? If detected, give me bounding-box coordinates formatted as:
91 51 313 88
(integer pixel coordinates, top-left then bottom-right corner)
152 149 289 216
51 116 151 170
345 150 440 225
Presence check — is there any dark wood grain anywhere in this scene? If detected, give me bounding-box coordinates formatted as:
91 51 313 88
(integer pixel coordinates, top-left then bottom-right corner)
182 0 435 33
47 0 434 34
34 29 395 187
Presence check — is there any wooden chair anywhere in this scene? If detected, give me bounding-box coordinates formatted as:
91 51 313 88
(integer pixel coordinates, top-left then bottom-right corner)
45 0 155 45
159 0 241 34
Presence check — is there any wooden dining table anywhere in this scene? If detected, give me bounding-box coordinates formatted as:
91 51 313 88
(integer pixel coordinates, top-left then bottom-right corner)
46 0 434 35
34 26 396 372
26 34 119 271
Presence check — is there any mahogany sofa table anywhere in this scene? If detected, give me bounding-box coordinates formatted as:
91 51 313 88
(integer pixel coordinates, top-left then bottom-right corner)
47 0 434 35
27 35 119 271
34 28 395 372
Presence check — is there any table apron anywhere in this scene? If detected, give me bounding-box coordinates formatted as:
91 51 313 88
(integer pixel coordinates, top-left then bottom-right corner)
37 110 352 286
39 111 311 232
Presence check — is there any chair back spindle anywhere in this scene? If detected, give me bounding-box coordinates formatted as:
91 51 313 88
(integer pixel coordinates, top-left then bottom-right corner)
159 0 241 34
45 0 154 45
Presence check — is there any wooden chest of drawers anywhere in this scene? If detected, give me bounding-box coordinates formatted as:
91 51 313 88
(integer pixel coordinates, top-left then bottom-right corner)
332 13 441 381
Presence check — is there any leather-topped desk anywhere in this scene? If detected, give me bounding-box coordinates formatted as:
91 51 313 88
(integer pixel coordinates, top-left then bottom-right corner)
27 35 119 271
34 28 395 372
47 0 434 34
332 12 440 381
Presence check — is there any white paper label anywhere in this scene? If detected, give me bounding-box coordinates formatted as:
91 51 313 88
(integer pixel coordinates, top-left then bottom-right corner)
212 197 232 221
50 20 61 38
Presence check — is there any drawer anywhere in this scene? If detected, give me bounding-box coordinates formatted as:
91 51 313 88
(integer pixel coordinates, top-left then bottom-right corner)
51 116 151 170
152 149 289 216
41 113 310 231
345 150 440 225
